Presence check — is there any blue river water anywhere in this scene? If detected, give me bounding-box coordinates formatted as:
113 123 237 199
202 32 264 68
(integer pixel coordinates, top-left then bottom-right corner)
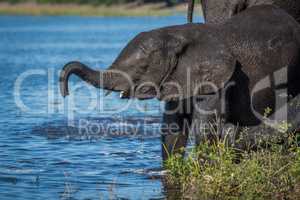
0 15 203 199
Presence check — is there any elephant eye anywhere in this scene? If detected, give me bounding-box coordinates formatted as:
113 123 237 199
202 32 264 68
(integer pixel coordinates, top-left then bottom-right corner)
138 64 148 72
132 64 148 82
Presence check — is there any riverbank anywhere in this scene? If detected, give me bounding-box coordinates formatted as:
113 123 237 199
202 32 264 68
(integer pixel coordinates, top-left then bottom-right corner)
166 134 300 199
0 2 202 16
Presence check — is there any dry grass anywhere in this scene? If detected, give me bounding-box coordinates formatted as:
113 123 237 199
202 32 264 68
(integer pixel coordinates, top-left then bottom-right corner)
0 2 202 16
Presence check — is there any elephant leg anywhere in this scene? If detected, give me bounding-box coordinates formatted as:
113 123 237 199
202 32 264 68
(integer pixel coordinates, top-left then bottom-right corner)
194 115 217 146
192 94 227 146
161 99 192 161
161 133 188 161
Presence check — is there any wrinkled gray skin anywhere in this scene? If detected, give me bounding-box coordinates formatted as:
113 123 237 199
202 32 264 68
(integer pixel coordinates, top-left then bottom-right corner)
186 0 300 148
187 0 300 24
60 6 300 160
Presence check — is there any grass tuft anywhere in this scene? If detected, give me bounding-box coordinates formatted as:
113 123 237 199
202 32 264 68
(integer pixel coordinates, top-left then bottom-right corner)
165 133 300 200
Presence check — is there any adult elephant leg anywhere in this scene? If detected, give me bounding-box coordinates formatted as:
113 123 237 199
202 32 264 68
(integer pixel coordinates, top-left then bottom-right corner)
187 0 195 23
161 99 193 161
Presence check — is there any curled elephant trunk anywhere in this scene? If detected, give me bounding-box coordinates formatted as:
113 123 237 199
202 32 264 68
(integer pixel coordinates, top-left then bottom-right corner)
59 61 116 97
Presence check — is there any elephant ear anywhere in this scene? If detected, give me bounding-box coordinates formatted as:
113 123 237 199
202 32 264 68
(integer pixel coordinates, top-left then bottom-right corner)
134 32 189 99
159 41 237 101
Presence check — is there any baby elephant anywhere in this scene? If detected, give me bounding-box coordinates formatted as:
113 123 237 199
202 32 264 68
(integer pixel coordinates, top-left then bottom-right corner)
60 5 300 160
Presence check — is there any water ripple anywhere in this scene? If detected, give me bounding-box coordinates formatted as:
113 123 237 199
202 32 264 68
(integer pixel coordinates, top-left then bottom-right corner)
0 15 199 200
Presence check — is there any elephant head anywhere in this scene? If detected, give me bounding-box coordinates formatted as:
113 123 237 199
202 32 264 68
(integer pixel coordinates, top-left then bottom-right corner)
188 0 300 24
60 30 187 100
60 25 235 101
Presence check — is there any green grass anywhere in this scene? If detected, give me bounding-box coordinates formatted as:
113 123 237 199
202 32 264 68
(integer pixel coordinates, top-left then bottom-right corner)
165 133 300 200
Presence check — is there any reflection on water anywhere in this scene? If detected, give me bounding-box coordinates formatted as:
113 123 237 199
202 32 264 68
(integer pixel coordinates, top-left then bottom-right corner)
0 15 203 199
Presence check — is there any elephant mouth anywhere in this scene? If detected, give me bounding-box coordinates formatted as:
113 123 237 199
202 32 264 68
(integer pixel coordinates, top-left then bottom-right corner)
118 85 158 100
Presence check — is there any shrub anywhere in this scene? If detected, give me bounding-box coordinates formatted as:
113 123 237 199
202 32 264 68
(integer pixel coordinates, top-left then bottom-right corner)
165 133 300 199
